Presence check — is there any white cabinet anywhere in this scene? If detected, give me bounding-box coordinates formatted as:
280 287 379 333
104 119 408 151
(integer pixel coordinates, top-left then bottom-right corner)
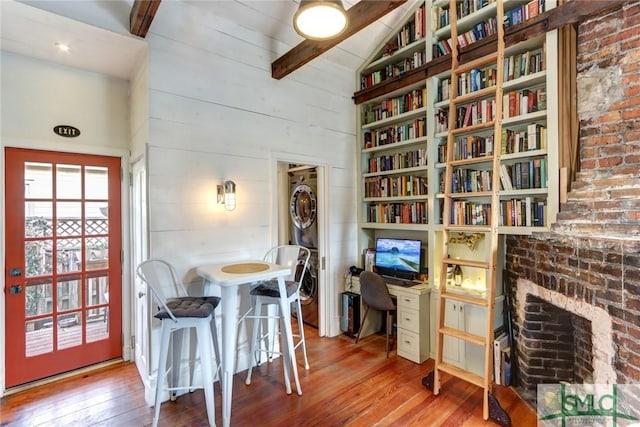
345 275 430 363
394 288 430 363
431 290 504 376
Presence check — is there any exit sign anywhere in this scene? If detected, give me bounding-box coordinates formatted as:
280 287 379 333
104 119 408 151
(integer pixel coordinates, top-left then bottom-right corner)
53 125 80 138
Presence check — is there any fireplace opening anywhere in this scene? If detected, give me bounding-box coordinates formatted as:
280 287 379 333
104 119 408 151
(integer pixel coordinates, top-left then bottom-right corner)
515 294 594 405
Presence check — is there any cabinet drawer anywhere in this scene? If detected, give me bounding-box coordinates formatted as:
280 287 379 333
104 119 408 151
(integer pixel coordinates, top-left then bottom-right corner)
395 291 420 310
397 308 419 332
397 329 420 357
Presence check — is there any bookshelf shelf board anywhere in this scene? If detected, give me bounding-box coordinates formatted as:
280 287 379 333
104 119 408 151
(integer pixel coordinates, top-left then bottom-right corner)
499 188 548 197
434 25 451 40
362 106 428 130
455 2 499 35
363 136 429 154
445 224 492 233
448 191 493 198
504 71 547 92
450 155 494 166
500 149 547 161
452 86 497 106
363 165 429 178
502 110 547 126
504 34 545 56
498 225 549 235
435 99 450 108
362 38 427 74
360 222 429 231
363 195 429 203
435 131 449 139
433 0 449 8
452 121 495 136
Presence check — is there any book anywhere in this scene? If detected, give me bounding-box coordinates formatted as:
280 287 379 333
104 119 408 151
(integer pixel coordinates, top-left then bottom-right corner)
501 346 512 385
493 333 509 385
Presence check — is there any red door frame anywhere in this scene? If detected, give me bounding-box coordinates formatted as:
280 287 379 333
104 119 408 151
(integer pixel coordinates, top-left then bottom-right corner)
4 148 122 387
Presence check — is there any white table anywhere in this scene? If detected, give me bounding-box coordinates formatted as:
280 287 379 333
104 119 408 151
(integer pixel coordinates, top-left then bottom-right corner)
196 261 301 427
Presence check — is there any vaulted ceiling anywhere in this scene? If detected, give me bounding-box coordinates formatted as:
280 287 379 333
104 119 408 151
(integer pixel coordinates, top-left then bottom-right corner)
1 0 416 81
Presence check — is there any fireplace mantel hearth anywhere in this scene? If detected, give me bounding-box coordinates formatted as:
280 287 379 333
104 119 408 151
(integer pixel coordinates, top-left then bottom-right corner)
515 277 616 385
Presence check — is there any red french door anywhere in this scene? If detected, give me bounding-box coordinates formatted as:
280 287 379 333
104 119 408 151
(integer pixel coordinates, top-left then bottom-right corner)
4 148 122 387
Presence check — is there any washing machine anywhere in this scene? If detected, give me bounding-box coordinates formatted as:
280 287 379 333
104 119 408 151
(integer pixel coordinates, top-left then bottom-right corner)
289 169 318 249
294 249 319 328
289 168 319 327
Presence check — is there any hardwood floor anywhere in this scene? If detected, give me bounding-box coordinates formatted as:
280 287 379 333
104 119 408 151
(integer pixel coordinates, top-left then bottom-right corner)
1 325 536 426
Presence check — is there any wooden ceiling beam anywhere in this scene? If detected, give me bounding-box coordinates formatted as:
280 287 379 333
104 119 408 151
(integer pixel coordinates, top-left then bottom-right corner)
272 0 408 80
130 0 162 38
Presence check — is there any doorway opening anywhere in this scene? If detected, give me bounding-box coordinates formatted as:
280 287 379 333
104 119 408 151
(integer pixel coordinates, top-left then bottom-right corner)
277 162 324 336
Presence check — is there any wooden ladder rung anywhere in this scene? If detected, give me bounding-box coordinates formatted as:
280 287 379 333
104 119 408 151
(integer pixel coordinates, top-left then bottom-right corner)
450 86 497 106
437 362 485 388
454 52 499 75
439 326 486 346
443 258 490 269
451 121 495 135
440 291 488 307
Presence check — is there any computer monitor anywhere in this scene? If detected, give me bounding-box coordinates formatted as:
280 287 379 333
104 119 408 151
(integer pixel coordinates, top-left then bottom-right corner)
374 237 422 280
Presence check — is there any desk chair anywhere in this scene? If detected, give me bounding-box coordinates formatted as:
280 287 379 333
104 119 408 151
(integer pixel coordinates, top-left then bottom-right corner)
137 259 221 427
245 245 310 393
355 271 397 358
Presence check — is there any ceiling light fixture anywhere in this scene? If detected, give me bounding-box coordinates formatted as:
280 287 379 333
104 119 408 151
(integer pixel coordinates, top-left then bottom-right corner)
55 42 71 53
293 0 348 40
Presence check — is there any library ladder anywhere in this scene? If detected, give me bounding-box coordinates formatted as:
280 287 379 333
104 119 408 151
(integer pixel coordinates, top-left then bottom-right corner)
425 0 509 424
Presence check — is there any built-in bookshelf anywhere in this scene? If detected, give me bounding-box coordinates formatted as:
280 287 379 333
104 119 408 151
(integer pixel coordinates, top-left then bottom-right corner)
499 31 557 234
359 3 427 90
357 1 429 238
359 82 429 228
354 2 559 376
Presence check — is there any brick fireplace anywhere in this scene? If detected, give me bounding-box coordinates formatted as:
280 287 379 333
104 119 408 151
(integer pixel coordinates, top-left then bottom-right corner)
505 1 640 404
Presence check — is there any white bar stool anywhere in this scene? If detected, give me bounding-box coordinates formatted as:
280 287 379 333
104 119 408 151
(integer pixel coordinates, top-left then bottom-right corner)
244 245 310 394
137 260 221 427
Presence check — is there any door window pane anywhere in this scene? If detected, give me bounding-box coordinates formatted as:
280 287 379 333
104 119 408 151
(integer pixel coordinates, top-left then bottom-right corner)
86 202 108 235
25 240 53 277
57 277 81 310
85 237 108 270
86 309 109 343
56 164 81 199
57 239 82 273
86 274 109 306
25 203 52 237
85 166 108 200
25 280 53 317
56 202 82 236
58 312 82 350
24 162 52 199
25 317 53 357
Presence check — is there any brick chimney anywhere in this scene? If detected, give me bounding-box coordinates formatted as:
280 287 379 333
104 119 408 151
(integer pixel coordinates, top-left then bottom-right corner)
505 0 640 397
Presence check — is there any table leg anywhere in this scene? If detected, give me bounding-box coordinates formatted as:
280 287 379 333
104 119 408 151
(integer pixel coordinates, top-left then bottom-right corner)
220 285 239 427
277 276 302 395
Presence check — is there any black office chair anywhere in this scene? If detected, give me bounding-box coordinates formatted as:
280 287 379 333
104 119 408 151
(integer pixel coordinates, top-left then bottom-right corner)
355 271 397 358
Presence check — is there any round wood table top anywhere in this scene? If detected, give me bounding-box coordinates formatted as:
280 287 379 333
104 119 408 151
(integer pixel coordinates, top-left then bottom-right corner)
221 262 270 274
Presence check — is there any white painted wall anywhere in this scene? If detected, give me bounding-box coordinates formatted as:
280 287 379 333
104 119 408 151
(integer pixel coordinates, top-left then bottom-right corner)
1 52 130 149
0 51 132 394
143 1 358 352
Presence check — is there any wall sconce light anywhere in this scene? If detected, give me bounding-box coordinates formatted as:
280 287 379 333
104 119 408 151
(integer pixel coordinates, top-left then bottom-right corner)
217 180 236 211
293 0 348 40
